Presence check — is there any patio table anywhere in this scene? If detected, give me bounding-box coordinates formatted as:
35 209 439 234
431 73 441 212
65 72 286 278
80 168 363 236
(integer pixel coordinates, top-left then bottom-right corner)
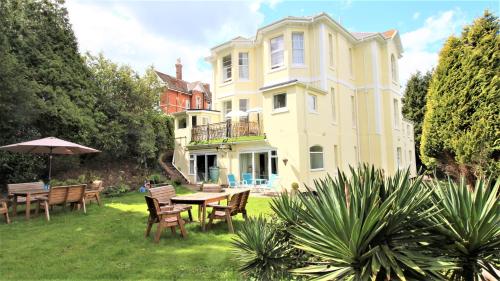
171 188 250 231
11 189 49 220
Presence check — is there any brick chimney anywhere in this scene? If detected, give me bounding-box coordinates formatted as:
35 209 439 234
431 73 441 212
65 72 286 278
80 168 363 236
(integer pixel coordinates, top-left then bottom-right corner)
175 58 182 80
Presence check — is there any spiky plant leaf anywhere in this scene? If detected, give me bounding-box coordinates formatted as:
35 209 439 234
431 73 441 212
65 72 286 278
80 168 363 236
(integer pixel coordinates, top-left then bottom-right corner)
429 177 500 280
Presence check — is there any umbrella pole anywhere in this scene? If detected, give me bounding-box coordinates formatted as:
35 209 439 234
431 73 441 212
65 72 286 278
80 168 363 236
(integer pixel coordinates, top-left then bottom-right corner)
48 148 53 182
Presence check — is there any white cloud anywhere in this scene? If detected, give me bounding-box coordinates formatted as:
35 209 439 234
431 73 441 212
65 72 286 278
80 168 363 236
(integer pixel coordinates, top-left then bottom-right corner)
399 10 465 85
66 0 278 83
412 12 420 20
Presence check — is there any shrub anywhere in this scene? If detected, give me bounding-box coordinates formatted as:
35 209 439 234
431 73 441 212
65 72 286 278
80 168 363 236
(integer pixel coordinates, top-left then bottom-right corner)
171 177 183 186
102 183 130 197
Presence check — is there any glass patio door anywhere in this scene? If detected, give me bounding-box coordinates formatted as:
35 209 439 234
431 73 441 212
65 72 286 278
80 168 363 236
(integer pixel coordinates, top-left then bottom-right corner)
238 150 278 185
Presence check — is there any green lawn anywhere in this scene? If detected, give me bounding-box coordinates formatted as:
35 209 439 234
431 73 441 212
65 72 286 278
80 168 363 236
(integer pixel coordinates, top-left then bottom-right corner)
0 187 273 280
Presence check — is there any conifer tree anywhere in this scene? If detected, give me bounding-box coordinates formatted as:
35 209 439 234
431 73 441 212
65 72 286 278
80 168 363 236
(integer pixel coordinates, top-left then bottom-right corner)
421 10 499 182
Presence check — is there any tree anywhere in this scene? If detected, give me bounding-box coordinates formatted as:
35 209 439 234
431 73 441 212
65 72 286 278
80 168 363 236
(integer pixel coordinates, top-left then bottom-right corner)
421 10 500 183
402 70 432 171
85 54 174 168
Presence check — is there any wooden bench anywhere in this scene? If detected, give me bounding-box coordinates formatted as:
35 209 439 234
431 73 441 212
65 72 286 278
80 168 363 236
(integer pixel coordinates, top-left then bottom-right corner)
148 185 193 222
85 180 104 206
37 184 87 221
0 198 10 224
7 182 45 204
208 190 250 233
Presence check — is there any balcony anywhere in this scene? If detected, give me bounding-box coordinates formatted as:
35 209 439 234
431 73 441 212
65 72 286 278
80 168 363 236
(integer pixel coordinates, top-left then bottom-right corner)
191 121 263 144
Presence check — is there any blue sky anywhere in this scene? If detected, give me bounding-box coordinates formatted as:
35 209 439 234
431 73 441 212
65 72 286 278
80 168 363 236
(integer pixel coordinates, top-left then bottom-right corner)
66 0 498 85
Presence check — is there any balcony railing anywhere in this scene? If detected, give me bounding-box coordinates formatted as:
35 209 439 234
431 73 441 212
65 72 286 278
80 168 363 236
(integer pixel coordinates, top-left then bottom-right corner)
191 121 262 143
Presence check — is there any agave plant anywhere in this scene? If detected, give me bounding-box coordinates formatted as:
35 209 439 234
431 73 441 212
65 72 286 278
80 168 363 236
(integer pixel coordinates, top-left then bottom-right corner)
232 215 307 281
429 177 499 280
273 165 449 280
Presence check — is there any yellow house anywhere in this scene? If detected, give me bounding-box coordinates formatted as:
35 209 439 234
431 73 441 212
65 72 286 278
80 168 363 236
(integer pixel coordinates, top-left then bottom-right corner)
171 13 416 190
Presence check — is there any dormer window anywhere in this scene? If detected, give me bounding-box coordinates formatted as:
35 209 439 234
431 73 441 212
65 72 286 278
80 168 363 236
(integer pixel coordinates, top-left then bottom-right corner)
270 35 284 69
222 55 232 82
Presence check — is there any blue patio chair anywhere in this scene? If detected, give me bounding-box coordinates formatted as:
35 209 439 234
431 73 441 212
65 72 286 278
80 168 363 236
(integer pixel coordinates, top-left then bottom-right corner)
227 174 239 188
261 174 280 193
241 173 253 186
242 172 267 188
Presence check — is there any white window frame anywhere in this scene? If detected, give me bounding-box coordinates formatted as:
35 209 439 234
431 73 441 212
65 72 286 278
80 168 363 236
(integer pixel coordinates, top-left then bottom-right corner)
223 100 232 120
270 35 284 69
307 94 318 113
238 52 249 80
196 96 201 109
292 32 304 65
186 99 190 109
239 99 249 112
328 33 334 67
272 93 287 112
393 99 400 129
331 87 336 123
309 145 324 171
177 116 187 129
391 54 398 82
222 54 232 82
189 154 195 175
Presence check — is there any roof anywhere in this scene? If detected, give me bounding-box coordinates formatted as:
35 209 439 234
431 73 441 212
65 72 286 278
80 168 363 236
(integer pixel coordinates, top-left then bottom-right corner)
155 70 212 102
259 79 298 91
209 13 403 57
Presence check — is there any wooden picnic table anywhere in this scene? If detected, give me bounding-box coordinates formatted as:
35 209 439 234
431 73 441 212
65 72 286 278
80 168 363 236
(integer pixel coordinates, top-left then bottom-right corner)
171 189 250 231
11 189 49 220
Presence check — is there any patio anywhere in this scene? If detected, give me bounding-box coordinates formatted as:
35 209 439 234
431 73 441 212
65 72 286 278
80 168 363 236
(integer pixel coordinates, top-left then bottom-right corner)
0 186 273 280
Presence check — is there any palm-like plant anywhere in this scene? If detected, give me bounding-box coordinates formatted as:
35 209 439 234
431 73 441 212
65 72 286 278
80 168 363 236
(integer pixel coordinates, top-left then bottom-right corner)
273 165 448 280
429 178 499 280
232 215 306 281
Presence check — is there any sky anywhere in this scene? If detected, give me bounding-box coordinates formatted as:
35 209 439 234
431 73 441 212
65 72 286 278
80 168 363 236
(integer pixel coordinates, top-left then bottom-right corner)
66 0 498 86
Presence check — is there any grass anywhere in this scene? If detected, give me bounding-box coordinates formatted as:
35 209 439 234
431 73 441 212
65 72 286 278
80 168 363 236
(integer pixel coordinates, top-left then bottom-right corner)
189 135 265 145
0 186 273 280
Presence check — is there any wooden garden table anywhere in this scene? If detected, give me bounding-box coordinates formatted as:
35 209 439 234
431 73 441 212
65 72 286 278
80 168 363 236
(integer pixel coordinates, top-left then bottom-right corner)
171 189 250 231
11 189 49 220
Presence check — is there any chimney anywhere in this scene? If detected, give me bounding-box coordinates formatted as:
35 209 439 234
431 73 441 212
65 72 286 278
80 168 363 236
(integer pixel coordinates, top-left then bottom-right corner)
175 58 182 80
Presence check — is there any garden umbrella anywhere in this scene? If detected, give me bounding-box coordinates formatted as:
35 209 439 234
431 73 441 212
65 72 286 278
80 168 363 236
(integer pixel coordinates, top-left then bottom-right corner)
0 137 100 181
225 110 248 119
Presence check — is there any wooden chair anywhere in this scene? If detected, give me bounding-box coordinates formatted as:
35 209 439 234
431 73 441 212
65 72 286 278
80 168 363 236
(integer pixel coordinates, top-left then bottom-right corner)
207 190 250 233
0 198 10 224
85 180 104 206
148 185 193 222
37 185 87 221
200 183 222 192
144 196 187 242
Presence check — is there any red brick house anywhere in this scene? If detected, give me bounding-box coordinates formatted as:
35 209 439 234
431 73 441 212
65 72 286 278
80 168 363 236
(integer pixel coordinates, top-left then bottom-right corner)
155 59 211 115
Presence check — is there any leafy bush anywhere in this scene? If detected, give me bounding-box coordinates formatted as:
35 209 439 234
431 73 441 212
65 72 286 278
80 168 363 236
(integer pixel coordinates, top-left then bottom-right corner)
171 177 183 186
102 183 130 197
148 172 167 185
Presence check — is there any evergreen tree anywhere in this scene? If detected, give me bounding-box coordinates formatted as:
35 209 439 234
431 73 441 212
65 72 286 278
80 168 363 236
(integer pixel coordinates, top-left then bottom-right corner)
421 10 500 182
402 70 433 171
